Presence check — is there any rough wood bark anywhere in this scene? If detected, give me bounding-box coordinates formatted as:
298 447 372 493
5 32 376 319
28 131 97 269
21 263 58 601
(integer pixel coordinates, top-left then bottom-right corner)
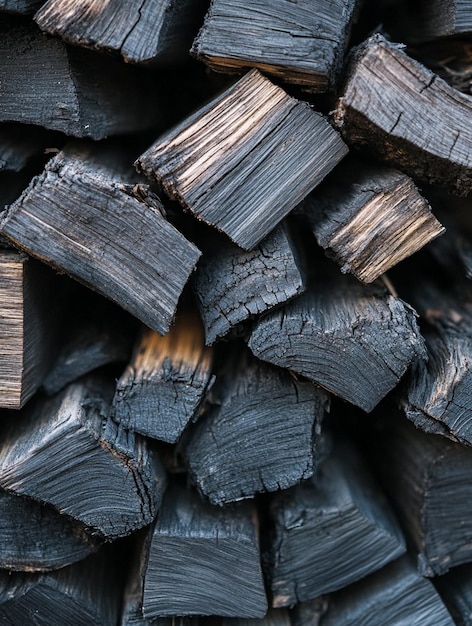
0 489 101 572
113 313 214 444
436 563 472 626
0 0 43 13
191 0 360 92
192 223 305 345
0 376 166 539
142 484 267 618
401 279 472 445
0 250 59 409
0 17 162 138
35 0 206 64
374 412 472 576
269 441 406 606
334 34 472 195
0 145 201 335
320 556 455 626
0 548 123 625
248 270 425 412
185 349 329 505
136 69 348 250
304 160 444 282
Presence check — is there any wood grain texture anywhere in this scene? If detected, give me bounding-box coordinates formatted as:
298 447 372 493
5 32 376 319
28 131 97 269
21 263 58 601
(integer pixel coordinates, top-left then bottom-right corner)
401 280 472 445
402 0 472 42
137 69 348 250
334 34 472 195
0 376 166 539
436 563 472 626
185 350 329 505
269 441 406 606
35 0 206 64
191 0 359 92
0 17 162 138
0 489 101 572
143 484 267 618
305 161 444 282
0 145 201 335
248 272 425 412
0 548 123 626
192 223 305 345
374 412 472 576
320 556 455 626
0 0 44 13
113 313 214 443
0 251 58 409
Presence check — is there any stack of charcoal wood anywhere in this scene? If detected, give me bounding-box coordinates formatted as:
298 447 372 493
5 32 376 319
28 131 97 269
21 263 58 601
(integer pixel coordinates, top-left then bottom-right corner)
3 0 472 624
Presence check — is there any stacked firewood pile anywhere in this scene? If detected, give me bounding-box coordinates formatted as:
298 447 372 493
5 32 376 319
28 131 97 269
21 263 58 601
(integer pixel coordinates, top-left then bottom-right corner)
2 0 472 623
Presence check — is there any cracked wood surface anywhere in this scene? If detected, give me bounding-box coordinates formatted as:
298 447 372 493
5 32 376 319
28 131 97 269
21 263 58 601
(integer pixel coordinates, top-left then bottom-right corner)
335 34 472 195
137 69 348 250
192 223 305 345
269 441 406 606
185 349 329 505
35 0 206 64
0 144 201 335
0 376 166 539
113 312 214 444
142 483 267 618
248 269 425 412
191 0 360 92
305 160 444 283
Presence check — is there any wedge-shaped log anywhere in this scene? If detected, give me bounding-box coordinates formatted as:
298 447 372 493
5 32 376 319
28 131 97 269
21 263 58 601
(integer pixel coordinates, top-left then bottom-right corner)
0 18 161 138
321 556 455 626
113 313 213 443
142 484 267 618
0 489 101 572
375 413 472 576
334 34 472 195
248 271 425 412
305 161 444 282
137 69 348 250
35 0 206 65
0 250 58 409
0 145 201 335
269 441 406 605
191 0 359 92
0 548 123 626
0 376 166 539
402 279 472 445
193 223 305 345
436 563 472 626
186 350 329 505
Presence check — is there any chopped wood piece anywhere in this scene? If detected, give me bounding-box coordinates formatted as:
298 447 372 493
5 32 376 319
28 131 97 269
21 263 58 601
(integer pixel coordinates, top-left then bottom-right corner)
43 295 135 396
334 34 472 195
269 441 406 606
35 0 206 64
0 489 101 571
0 376 166 539
142 484 267 618
248 270 425 412
113 313 214 444
191 0 360 92
192 223 305 345
0 548 123 625
223 608 291 626
0 0 43 13
0 250 59 409
436 563 472 626
401 279 472 445
374 412 472 576
304 160 445 283
137 69 348 250
320 556 455 626
402 0 472 42
0 145 201 335
185 349 329 505
0 17 162 138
